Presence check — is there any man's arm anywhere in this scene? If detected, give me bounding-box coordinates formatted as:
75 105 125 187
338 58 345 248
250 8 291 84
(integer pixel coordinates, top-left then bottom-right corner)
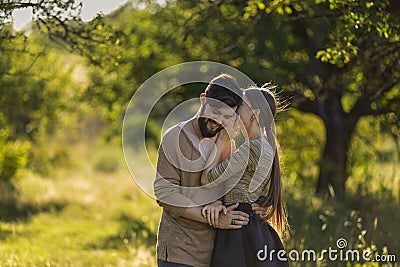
155 144 249 228
181 203 249 229
154 140 194 219
154 129 249 227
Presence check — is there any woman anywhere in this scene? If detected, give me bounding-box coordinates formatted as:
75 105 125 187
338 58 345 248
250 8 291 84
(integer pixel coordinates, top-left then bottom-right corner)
200 86 289 266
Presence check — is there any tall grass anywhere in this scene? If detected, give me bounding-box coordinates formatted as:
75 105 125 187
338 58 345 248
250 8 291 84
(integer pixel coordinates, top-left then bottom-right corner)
0 139 398 266
0 142 160 266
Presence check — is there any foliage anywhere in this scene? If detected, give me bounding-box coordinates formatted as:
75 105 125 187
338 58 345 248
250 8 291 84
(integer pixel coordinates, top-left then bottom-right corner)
0 25 91 178
1 0 398 197
0 1 119 181
0 0 121 65
79 4 185 140
77 0 400 195
0 114 29 186
314 0 400 66
276 109 324 192
91 143 123 173
0 2 121 180
0 3 398 265
2 32 71 137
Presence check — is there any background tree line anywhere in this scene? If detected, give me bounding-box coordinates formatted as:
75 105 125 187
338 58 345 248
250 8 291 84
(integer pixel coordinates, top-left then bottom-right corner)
1 1 399 265
1 0 399 200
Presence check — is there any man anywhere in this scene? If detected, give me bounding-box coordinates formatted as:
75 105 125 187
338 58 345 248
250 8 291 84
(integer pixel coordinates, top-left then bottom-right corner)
154 74 263 267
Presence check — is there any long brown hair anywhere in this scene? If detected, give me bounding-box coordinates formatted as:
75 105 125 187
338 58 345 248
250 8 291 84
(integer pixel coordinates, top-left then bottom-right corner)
244 86 289 237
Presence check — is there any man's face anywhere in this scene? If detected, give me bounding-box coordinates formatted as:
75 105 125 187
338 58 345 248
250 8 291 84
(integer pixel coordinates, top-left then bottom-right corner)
198 103 238 138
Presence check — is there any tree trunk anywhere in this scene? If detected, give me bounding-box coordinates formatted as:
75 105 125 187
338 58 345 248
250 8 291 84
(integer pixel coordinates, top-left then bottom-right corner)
316 99 358 197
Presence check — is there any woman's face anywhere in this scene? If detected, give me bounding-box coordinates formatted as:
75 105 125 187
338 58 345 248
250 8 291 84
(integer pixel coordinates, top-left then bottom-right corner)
237 97 255 134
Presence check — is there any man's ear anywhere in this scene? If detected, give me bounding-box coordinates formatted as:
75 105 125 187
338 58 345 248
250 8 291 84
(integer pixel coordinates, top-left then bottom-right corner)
200 93 206 104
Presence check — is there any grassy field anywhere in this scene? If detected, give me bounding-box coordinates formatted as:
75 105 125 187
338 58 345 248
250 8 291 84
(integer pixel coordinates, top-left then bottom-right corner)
0 143 160 266
0 141 399 266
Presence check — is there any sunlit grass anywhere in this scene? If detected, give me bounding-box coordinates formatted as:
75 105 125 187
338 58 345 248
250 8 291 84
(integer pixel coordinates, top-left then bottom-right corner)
0 142 161 266
1 139 399 266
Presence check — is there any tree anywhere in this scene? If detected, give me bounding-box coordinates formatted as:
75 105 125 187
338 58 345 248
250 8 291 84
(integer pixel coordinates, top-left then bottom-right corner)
0 1 120 185
75 0 399 196
158 0 400 196
245 0 400 196
119 0 400 196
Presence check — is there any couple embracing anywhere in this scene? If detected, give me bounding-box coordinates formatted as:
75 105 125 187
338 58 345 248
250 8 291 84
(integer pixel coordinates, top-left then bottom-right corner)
154 74 289 267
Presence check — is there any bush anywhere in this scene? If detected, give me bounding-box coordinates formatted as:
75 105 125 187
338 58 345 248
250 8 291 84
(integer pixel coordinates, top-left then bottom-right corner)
91 143 122 173
0 114 29 185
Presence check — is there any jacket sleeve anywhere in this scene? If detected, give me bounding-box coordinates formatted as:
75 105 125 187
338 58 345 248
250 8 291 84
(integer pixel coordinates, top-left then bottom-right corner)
153 142 196 219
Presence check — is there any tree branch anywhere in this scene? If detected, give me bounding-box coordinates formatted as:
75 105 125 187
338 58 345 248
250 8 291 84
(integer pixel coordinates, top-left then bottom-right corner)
290 91 320 115
371 78 400 102
351 79 400 118
218 11 264 55
276 11 343 22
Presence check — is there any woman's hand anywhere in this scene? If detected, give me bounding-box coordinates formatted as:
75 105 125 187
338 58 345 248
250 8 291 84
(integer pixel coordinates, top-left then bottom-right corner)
216 128 230 145
201 200 228 228
217 116 240 144
251 202 268 219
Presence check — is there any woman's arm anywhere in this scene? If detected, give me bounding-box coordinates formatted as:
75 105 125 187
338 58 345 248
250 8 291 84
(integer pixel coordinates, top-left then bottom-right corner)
200 139 229 185
200 127 238 186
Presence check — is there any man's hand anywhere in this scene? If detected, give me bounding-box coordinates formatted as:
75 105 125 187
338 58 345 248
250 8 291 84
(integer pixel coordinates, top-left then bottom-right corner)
216 203 249 229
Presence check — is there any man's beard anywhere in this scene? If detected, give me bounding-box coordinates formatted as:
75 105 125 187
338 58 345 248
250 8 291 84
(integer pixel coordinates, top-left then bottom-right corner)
198 117 223 138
